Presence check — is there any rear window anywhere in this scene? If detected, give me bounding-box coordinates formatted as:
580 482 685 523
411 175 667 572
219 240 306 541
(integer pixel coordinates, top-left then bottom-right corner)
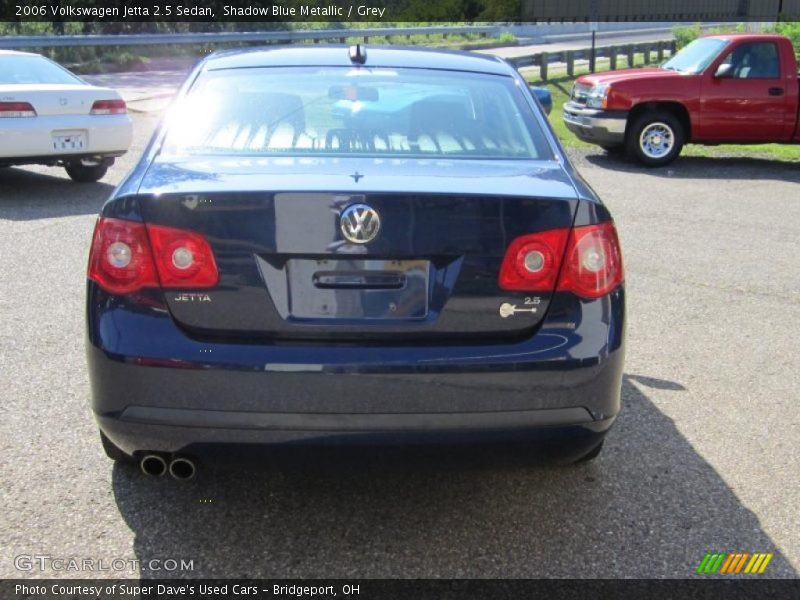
0 55 83 85
161 67 552 160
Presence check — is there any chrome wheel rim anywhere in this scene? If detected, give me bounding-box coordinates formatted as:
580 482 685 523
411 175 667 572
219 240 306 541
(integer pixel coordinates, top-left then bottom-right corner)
639 122 675 159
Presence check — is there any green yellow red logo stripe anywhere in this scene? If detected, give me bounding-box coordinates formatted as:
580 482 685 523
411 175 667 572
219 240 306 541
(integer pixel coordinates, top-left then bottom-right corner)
697 552 773 574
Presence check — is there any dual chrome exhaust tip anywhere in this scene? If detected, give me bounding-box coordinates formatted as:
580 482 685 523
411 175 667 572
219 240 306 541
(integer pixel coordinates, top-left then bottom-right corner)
139 454 196 480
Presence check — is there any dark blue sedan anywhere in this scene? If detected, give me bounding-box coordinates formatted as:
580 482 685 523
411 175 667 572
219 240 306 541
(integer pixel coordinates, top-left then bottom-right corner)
86 46 625 479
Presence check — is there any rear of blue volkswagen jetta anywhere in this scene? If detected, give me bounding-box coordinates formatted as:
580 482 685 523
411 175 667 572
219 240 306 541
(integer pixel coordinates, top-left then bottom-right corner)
86 47 625 477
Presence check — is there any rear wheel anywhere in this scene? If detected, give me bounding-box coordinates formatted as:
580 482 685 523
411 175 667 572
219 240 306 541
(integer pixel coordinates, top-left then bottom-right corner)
65 159 111 183
100 430 132 462
626 111 684 167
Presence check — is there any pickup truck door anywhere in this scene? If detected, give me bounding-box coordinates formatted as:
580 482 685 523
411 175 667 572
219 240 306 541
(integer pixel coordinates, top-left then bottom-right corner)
699 41 792 142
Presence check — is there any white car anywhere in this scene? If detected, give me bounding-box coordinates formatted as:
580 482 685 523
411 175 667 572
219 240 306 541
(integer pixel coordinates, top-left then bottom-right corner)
0 50 132 182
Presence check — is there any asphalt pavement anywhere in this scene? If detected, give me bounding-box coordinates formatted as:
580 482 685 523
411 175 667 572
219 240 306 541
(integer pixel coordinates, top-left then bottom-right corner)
0 113 798 579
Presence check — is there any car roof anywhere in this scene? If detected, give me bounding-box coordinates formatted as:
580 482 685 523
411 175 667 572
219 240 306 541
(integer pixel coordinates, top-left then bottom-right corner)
203 45 513 76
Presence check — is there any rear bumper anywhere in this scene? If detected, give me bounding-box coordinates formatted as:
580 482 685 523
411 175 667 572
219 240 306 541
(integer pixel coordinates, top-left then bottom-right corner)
87 287 625 455
563 102 628 146
97 410 617 455
0 113 132 164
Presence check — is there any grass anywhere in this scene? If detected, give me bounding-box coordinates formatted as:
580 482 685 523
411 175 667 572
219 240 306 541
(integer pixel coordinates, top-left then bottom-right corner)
525 57 800 163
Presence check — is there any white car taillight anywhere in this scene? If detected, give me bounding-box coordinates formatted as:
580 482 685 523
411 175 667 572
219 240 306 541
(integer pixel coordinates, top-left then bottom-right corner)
90 99 127 115
0 102 36 118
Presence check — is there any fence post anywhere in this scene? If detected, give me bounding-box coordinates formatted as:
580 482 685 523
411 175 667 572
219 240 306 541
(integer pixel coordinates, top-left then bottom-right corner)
626 44 635 67
566 50 575 77
643 44 651 64
657 41 664 62
609 46 617 70
670 40 677 56
540 52 548 81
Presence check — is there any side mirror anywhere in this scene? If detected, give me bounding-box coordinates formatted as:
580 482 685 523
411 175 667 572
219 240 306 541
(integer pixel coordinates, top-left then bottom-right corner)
529 84 552 116
714 63 734 78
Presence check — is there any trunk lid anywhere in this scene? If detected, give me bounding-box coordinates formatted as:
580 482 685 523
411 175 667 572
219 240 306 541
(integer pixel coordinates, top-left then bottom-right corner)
136 157 579 342
0 84 116 116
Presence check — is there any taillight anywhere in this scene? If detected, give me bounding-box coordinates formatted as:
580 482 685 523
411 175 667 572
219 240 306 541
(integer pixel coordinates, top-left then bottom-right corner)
90 99 127 115
498 228 570 292
558 222 624 298
0 101 36 118
88 218 157 295
146 224 218 288
498 222 623 299
88 217 218 295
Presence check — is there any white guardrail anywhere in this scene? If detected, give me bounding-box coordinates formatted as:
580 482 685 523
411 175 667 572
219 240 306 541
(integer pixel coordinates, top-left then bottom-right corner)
0 25 501 49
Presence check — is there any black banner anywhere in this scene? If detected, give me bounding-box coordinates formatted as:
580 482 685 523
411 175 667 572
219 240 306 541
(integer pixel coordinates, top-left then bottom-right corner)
0 0 799 23
3 579 800 600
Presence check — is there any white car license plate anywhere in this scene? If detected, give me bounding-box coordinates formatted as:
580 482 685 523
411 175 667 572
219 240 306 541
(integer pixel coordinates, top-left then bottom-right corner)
52 132 87 151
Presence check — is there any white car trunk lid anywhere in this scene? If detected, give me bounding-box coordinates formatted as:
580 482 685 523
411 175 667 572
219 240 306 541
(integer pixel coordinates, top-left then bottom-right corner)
0 84 118 117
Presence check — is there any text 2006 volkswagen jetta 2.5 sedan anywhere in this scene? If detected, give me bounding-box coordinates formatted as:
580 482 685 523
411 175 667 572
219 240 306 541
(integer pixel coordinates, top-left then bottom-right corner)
86 46 625 479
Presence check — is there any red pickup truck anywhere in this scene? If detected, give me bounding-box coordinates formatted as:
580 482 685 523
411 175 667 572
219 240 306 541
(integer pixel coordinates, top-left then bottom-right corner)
563 34 800 166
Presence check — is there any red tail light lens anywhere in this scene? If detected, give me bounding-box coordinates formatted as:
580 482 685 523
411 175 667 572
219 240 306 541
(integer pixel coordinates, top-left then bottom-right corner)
558 222 624 298
0 101 36 118
498 222 623 298
498 228 571 292
90 99 127 115
88 218 218 294
146 224 218 288
88 218 157 295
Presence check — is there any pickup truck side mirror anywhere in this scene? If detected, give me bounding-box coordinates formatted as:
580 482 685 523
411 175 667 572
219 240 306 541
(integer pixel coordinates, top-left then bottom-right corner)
714 63 734 78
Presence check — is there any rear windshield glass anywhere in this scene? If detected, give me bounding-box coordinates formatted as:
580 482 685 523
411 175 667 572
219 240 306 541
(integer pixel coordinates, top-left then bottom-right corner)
0 55 83 85
161 67 552 160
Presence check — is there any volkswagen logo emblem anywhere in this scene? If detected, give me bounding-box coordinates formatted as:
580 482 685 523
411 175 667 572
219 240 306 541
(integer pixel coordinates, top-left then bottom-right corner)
340 204 380 244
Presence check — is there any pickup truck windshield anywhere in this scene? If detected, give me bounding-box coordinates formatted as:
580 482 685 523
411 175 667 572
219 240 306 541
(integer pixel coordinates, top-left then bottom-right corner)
662 38 729 74
161 67 552 160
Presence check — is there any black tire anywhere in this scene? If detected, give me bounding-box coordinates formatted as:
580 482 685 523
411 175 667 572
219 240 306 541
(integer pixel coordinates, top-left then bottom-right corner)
65 161 110 183
100 430 132 462
626 110 684 167
574 439 604 463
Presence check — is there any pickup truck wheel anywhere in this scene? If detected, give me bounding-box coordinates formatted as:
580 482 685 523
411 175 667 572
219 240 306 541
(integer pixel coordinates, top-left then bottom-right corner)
65 159 110 183
627 112 684 167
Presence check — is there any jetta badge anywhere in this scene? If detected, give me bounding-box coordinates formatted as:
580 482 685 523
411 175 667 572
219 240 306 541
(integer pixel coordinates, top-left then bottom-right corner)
340 204 380 244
